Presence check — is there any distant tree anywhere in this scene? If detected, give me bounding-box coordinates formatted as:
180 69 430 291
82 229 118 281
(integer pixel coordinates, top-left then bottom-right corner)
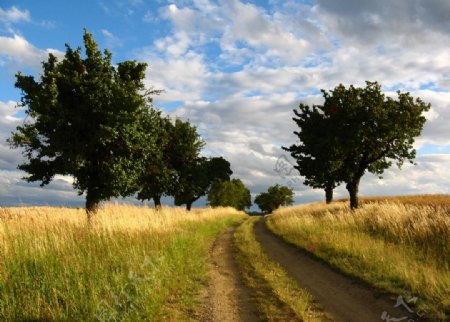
254 184 294 213
8 30 160 219
283 102 342 204
175 156 233 211
207 178 251 210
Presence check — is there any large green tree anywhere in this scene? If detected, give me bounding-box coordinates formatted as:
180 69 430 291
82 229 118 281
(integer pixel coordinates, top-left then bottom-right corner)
8 30 160 217
283 102 342 203
327 82 429 209
287 81 430 209
207 178 251 211
254 184 294 213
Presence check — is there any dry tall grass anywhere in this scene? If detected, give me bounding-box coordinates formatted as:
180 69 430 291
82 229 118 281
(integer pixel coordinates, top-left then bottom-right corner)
0 204 240 231
0 204 245 321
338 193 450 207
268 200 450 321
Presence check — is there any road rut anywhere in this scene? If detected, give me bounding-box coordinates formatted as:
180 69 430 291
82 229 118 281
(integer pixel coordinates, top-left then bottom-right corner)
254 217 411 322
198 225 259 322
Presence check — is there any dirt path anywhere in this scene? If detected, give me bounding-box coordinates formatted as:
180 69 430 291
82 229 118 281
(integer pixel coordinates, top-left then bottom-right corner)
254 217 411 322
198 225 259 322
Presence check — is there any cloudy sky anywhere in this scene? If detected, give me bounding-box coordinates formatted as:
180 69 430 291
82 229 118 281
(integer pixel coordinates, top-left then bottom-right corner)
1 0 450 208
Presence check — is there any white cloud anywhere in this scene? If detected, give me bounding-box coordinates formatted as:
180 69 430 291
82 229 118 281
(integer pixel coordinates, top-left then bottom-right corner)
0 6 30 24
154 31 191 57
139 47 210 101
0 34 63 71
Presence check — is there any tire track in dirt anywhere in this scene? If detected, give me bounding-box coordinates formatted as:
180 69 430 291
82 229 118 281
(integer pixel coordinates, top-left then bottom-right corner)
254 217 411 322
197 225 259 322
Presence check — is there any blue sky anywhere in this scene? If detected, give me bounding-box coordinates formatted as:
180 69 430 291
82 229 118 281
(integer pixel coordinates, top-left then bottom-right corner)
1 0 450 208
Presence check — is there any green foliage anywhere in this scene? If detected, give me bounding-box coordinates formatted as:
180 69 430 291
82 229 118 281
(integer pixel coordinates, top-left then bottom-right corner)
207 178 252 210
9 30 160 213
137 115 178 208
174 155 233 210
286 81 430 209
254 184 294 213
283 99 343 203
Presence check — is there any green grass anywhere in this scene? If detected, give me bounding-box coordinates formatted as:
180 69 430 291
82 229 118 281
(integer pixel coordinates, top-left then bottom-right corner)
267 202 450 322
234 217 327 322
0 206 244 321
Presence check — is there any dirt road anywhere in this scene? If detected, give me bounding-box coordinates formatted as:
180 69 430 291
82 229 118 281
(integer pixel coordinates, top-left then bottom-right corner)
198 225 259 322
254 217 411 322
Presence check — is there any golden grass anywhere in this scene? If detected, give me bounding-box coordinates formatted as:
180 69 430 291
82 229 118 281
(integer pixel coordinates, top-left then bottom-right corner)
267 200 450 321
0 204 245 321
338 193 450 207
0 204 239 232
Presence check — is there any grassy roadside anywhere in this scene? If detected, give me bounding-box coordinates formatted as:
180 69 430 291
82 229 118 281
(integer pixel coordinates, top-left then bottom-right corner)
266 202 450 321
234 217 328 322
0 205 245 321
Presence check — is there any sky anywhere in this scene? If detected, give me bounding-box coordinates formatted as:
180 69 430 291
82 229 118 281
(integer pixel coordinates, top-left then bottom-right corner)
1 0 450 208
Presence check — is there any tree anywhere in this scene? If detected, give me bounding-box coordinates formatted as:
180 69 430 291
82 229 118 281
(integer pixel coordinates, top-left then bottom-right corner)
283 102 342 203
8 30 160 218
254 184 294 213
207 178 251 210
137 115 175 209
328 82 430 209
288 81 430 209
174 156 233 211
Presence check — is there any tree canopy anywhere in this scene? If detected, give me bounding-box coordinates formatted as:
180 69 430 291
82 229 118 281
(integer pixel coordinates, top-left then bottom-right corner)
136 114 175 209
174 156 233 211
254 184 294 213
283 101 342 203
285 81 430 209
9 30 160 216
207 178 251 210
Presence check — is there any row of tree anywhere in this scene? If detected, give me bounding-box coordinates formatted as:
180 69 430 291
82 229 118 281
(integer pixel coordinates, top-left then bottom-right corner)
10 31 428 214
284 81 430 209
8 30 234 218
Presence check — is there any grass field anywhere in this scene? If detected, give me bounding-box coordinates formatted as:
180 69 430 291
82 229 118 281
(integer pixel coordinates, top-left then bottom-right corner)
266 196 450 321
0 205 245 321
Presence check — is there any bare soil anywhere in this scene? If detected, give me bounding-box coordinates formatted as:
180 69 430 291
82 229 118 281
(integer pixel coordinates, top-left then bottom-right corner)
197 225 259 322
254 217 417 322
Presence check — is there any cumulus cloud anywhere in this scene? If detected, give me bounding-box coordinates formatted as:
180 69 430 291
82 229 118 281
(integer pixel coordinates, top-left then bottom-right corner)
0 33 63 71
316 0 450 47
148 0 450 207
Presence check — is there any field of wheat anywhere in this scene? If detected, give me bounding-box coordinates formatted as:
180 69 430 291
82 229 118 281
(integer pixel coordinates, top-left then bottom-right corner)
267 197 450 321
0 205 245 321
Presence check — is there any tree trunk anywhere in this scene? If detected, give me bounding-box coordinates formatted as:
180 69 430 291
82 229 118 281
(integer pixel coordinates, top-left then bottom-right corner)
325 185 333 204
186 195 201 211
85 197 99 223
346 179 360 210
153 195 162 210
